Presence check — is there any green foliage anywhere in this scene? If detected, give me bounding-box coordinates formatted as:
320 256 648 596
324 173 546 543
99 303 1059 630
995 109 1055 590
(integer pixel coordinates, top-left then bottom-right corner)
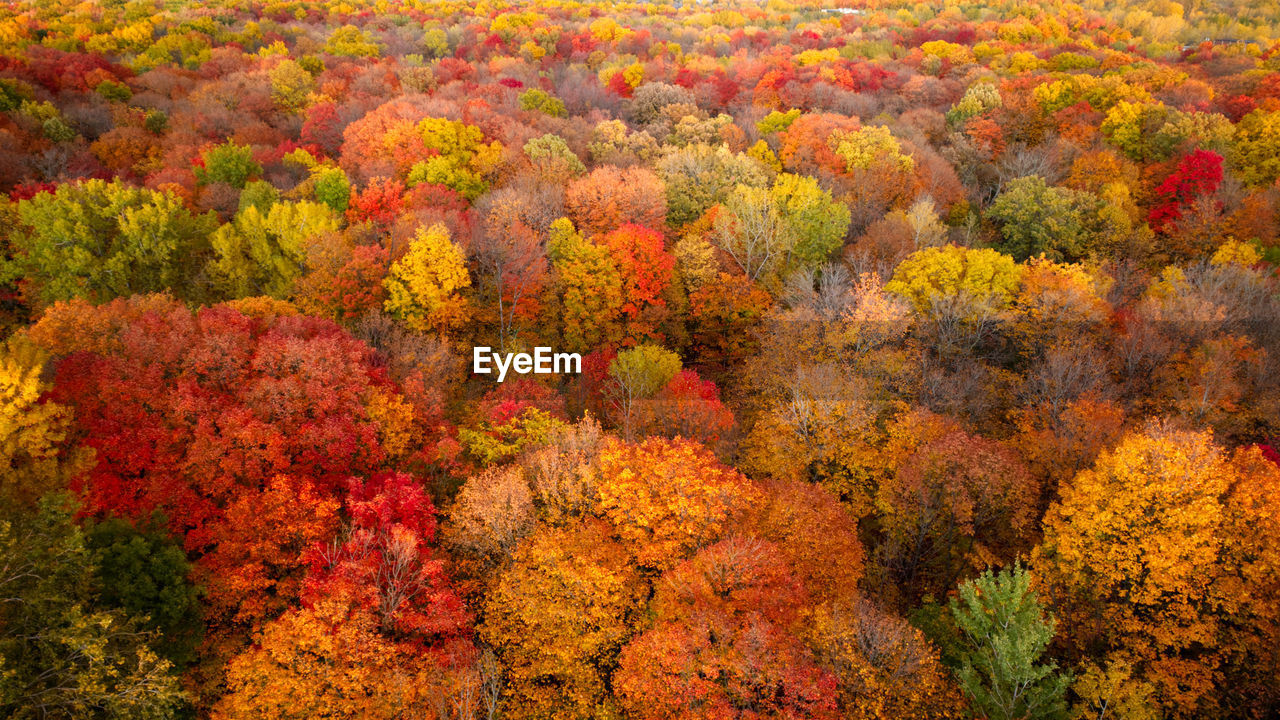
196 142 261 189
657 143 769 228
949 563 1070 720
1101 101 1232 162
772 172 850 269
3 180 217 306
268 58 314 113
524 133 585 178
756 108 802 135
94 79 132 102
42 116 76 143
0 495 186 720
312 166 351 213
422 27 449 58
519 88 567 117
0 78 34 112
947 82 1001 126
86 516 203 666
237 180 279 214
986 176 1101 261
208 201 339 299
144 109 169 134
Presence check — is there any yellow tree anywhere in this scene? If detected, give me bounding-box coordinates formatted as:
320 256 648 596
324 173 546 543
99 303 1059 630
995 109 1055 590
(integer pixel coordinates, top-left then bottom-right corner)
0 337 92 511
215 593 445 720
1034 425 1280 719
807 597 964 720
594 436 757 571
479 519 644 720
382 223 471 335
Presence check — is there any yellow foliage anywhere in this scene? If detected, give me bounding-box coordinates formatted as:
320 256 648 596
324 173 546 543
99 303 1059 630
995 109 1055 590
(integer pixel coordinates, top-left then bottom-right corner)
1209 239 1261 267
595 436 756 571
0 338 92 510
382 223 471 334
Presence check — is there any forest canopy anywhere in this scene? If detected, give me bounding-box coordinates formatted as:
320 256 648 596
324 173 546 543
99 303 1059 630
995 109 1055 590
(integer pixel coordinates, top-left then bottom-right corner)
1 0 1279 718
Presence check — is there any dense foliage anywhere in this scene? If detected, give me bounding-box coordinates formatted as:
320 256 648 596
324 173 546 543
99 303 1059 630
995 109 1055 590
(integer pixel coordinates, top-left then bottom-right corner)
1 0 1279 718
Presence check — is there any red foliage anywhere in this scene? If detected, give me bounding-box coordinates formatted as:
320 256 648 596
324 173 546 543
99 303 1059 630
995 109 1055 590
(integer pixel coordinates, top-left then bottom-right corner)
1148 149 1224 233
614 536 839 720
32 297 401 552
633 369 736 448
598 224 675 341
300 102 345 158
346 177 405 227
474 377 568 424
302 472 470 643
317 244 391 321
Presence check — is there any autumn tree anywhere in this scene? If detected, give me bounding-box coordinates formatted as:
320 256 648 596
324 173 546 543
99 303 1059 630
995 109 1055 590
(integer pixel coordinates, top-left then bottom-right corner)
873 425 1037 604
1034 426 1280 719
480 520 644 720
807 596 964 719
614 536 839 720
215 593 458 720
597 224 675 342
563 165 669 236
594 436 756 571
0 337 92 512
1230 109 1280 187
208 201 340 300
546 218 624 352
2 180 217 307
382 223 471 335
301 472 468 641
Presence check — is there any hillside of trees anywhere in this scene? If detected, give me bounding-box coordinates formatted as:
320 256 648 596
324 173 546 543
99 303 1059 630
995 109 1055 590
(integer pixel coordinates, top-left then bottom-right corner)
1 0 1279 718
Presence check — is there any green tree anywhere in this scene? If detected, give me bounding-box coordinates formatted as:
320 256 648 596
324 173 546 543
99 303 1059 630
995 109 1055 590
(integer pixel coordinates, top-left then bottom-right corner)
0 495 185 720
986 176 1102 261
208 201 339 299
524 134 585 181
2 180 217 306
772 172 850 269
947 82 1001 126
949 563 1069 720
312 166 351 213
756 108 802 135
196 142 261 189
657 143 768 227
518 88 567 117
85 516 204 666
